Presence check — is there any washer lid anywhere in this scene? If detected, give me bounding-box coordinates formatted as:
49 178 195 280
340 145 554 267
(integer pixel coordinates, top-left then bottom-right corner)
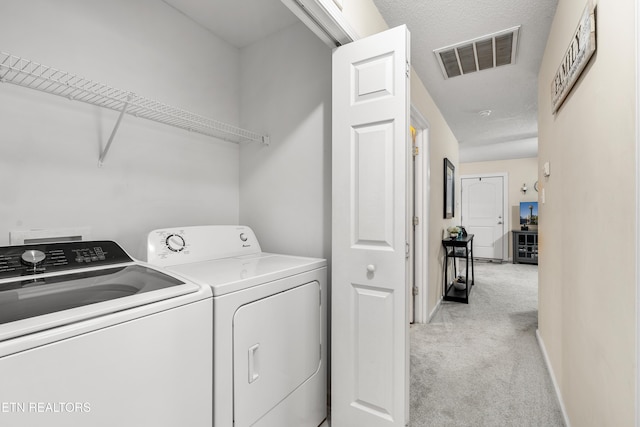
165 253 327 296
0 264 203 342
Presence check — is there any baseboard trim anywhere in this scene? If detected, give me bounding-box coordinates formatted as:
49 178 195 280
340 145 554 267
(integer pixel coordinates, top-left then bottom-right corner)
428 297 443 322
536 329 571 427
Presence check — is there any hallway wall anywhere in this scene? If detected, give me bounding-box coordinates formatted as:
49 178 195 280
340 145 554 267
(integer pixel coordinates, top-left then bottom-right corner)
537 0 637 425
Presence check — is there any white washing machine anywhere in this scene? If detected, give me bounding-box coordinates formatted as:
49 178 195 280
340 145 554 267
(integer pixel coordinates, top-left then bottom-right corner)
146 225 327 427
0 240 213 427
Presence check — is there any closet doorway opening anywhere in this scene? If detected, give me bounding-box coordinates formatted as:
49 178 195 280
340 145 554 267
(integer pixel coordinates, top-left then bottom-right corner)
410 105 430 324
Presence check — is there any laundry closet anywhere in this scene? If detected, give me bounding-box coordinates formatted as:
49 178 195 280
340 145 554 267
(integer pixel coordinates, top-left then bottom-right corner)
0 2 428 426
0 0 331 261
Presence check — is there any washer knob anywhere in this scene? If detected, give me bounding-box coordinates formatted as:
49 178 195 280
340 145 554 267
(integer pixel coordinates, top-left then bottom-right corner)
166 234 186 252
21 249 46 266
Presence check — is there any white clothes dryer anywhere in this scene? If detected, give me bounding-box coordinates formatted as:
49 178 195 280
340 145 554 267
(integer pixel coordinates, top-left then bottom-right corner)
0 240 213 427
146 225 327 427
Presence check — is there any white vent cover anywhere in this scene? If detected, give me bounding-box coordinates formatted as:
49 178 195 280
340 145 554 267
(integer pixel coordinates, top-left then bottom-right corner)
434 26 521 79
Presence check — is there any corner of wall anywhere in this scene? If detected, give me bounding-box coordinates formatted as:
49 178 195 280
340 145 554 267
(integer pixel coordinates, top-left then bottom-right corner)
536 330 572 427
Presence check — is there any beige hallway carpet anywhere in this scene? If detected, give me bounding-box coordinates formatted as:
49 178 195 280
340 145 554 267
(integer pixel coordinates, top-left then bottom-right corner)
410 261 564 426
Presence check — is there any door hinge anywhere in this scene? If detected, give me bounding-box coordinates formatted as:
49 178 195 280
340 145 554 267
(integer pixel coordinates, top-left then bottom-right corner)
413 216 419 227
406 61 410 78
412 286 419 296
412 146 419 157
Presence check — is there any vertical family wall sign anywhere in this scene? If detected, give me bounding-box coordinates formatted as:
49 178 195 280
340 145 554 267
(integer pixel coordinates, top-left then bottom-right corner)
550 1 597 113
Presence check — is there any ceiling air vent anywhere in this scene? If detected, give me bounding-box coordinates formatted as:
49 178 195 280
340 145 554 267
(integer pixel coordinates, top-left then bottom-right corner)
434 26 520 79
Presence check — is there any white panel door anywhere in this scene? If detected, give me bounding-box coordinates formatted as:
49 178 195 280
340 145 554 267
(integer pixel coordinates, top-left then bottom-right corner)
332 25 410 427
461 176 505 259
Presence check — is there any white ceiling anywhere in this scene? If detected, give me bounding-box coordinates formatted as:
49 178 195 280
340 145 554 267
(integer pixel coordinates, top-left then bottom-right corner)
161 0 298 48
374 0 558 160
162 0 558 162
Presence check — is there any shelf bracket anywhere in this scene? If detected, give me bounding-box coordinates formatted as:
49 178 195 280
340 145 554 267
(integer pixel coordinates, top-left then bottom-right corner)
1 51 271 152
98 94 131 167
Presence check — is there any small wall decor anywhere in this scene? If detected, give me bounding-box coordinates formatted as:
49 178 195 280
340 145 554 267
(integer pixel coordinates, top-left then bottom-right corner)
443 158 455 219
551 0 597 113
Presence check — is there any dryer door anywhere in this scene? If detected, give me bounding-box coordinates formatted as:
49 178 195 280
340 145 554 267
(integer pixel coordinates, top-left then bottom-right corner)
233 281 321 427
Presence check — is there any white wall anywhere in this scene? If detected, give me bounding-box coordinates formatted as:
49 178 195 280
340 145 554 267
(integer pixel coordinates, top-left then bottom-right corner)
239 23 331 259
0 0 242 258
459 138 538 163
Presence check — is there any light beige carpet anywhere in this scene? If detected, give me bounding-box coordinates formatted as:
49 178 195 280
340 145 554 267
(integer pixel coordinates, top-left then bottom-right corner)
410 261 564 426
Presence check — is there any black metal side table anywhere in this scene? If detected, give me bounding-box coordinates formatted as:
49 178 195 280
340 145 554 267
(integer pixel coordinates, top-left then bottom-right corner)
442 234 475 304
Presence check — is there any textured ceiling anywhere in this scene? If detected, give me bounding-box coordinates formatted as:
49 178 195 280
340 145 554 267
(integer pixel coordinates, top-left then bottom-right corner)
162 0 558 161
373 0 558 158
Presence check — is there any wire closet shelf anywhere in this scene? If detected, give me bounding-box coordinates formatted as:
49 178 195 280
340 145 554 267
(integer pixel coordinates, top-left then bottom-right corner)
0 51 269 158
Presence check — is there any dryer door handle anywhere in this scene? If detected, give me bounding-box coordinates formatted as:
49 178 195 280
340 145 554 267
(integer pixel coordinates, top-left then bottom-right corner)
248 343 260 384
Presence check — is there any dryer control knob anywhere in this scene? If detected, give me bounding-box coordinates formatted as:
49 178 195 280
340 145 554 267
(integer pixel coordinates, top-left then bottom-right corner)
21 249 46 266
166 234 186 252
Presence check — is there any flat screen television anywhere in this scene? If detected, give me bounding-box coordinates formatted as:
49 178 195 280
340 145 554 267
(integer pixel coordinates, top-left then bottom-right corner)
520 202 538 226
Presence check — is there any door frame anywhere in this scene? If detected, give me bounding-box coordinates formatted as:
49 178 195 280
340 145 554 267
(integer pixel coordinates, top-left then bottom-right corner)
285 0 433 325
460 172 509 261
411 104 430 324
281 0 358 47
635 0 640 424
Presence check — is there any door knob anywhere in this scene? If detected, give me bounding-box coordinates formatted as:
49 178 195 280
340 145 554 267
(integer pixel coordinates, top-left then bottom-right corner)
367 264 376 273
497 221 503 224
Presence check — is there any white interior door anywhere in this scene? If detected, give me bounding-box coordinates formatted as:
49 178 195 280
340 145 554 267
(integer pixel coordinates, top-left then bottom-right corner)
331 25 410 427
461 176 506 259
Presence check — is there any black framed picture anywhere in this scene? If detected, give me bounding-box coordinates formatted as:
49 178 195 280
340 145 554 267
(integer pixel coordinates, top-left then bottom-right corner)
443 158 455 219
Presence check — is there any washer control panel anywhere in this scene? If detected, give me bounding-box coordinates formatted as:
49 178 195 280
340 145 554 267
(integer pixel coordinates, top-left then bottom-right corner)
0 241 132 279
166 234 186 252
147 225 261 267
